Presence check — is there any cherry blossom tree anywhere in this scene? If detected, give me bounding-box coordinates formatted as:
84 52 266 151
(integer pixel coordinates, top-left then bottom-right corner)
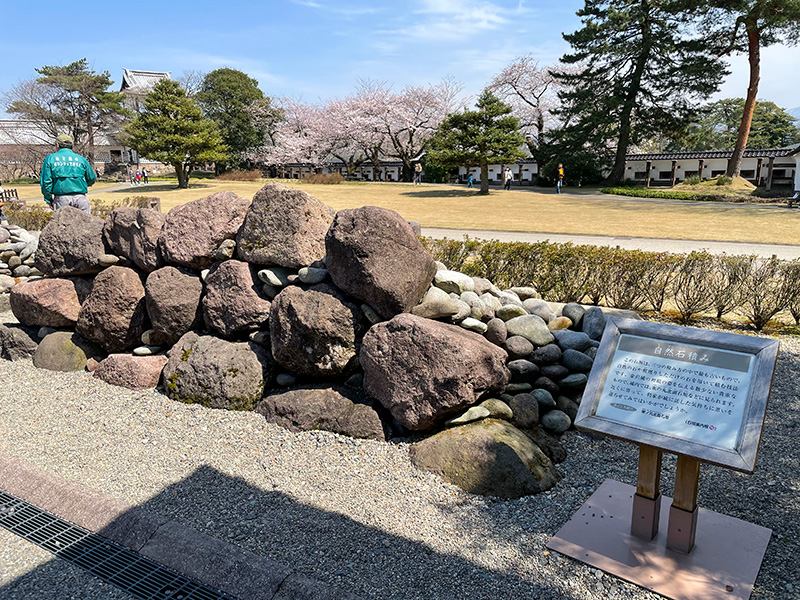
487 56 563 163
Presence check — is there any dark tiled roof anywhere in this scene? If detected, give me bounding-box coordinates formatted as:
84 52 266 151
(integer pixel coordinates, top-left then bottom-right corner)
626 145 800 161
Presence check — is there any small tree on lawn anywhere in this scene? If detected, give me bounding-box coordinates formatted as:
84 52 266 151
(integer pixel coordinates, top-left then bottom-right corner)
125 80 228 188
428 91 525 195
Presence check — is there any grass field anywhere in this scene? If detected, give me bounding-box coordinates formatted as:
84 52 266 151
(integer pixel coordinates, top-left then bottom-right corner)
20 178 800 245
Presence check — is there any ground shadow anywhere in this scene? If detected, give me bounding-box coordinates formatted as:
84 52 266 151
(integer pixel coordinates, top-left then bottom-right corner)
0 464 583 600
106 182 216 195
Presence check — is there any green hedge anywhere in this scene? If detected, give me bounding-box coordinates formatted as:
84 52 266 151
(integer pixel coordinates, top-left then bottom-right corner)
601 187 731 202
421 236 800 330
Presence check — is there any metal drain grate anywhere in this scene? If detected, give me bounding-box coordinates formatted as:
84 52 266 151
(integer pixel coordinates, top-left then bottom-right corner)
0 490 235 600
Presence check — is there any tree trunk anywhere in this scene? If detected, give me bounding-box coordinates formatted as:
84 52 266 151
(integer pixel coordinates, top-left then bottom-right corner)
727 18 760 178
175 163 190 188
86 106 95 166
479 161 490 195
607 0 653 185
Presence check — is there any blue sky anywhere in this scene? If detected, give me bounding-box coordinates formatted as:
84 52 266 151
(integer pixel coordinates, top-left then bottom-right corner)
1 0 798 111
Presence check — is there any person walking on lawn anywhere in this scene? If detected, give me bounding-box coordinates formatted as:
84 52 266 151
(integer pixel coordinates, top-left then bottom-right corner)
40 134 96 214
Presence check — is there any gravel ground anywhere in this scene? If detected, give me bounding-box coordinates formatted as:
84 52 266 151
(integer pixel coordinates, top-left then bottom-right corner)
0 310 797 600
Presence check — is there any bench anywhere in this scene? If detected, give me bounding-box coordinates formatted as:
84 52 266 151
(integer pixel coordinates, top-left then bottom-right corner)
1 188 19 201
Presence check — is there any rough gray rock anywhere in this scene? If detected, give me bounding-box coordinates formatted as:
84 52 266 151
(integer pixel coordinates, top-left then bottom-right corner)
0 323 39 360
32 331 105 372
409 419 559 498
508 393 539 428
325 207 436 319
145 266 203 347
236 183 335 268
256 386 385 441
93 354 168 390
522 425 567 464
530 343 562 366
162 333 273 411
159 191 250 270
103 207 165 272
9 278 82 328
76 266 148 353
270 284 363 377
203 260 272 339
34 207 109 276
361 313 509 430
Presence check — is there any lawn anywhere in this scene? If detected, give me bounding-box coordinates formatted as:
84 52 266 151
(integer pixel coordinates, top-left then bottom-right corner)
27 178 800 245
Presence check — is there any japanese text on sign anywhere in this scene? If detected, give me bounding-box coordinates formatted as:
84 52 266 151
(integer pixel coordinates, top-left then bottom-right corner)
594 334 754 450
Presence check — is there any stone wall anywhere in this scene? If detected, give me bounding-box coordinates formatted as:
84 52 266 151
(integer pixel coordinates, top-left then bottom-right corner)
0 182 635 498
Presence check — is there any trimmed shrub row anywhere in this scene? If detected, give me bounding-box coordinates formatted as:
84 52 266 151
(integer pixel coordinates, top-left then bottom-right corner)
602 187 732 202
421 237 800 330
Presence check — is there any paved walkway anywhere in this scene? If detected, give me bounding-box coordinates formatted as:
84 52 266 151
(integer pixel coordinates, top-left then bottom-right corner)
421 227 800 260
18 183 143 202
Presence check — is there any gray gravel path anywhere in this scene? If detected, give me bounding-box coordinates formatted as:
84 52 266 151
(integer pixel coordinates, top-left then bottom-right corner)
0 311 797 600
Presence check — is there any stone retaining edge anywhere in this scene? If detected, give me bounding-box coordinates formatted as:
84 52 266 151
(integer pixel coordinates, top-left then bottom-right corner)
0 449 362 600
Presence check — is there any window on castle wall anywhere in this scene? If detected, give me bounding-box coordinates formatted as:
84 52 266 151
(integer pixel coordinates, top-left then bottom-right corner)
658 171 672 179
634 172 646 180
740 170 755 179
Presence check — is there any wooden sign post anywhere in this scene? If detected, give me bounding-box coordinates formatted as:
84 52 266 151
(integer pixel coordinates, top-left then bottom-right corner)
547 318 779 600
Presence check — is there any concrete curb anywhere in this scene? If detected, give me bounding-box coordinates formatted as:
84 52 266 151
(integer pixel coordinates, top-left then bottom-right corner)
0 449 362 600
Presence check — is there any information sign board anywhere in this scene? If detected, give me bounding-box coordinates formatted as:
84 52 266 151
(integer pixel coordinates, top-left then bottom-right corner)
575 319 779 472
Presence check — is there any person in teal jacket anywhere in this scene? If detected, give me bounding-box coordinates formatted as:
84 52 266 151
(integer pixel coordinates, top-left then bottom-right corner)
40 134 96 213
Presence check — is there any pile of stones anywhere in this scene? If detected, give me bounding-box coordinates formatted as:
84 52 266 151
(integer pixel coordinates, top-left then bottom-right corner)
0 183 635 498
0 224 41 291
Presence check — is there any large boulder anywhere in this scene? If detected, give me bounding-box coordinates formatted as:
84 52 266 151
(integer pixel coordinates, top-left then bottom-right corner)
33 331 105 372
33 207 110 276
9 278 82 327
270 284 363 377
325 206 436 319
93 354 168 390
158 191 250 270
409 419 559 498
203 260 271 339
0 323 39 360
162 332 273 410
256 386 385 440
236 183 335 268
145 266 203 347
361 313 509 430
76 266 148 353
103 207 165 272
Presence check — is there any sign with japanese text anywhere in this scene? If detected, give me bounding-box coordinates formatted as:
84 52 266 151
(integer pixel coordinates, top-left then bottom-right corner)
575 319 779 473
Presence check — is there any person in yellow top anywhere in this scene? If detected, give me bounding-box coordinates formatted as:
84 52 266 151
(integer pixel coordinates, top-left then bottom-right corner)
40 134 96 213
556 163 564 194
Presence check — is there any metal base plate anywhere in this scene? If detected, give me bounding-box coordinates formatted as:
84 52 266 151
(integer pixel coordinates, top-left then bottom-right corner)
546 479 771 600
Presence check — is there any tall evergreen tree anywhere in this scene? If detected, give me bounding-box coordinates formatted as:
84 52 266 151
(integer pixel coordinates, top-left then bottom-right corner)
428 91 525 195
7 58 128 164
125 80 229 188
195 68 267 169
555 0 727 184
694 1 800 176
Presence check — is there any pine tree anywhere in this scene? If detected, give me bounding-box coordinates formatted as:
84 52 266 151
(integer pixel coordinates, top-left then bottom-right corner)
125 80 229 188
695 0 800 176
428 91 525 195
556 0 726 184
8 58 128 164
